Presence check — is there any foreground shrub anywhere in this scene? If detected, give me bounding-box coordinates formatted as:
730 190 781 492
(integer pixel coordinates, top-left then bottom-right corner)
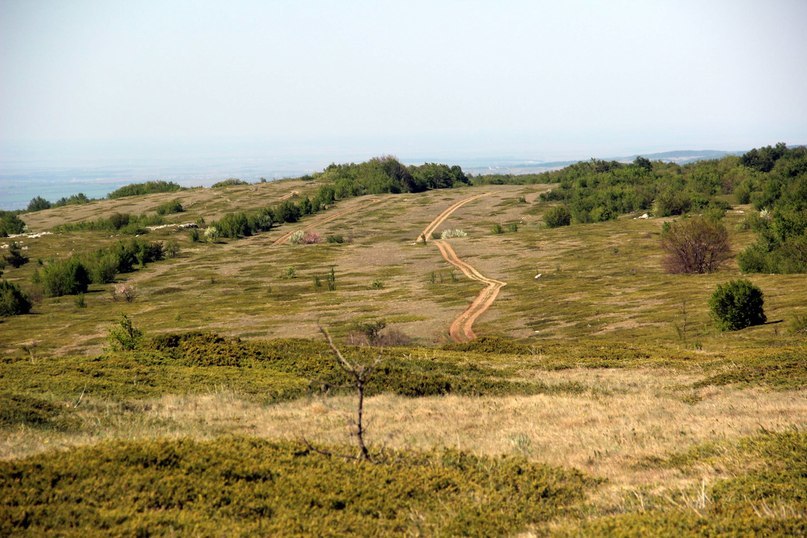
0 212 25 237
661 216 731 274
709 279 766 331
0 437 591 536
108 181 181 199
543 205 571 228
0 280 32 316
41 257 90 297
440 228 467 239
4 242 28 268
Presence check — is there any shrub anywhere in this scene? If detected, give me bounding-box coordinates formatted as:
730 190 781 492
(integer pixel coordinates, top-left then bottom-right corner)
491 223 503 234
211 178 248 188
544 205 571 228
790 314 807 335
709 279 766 331
0 212 25 236
155 199 184 215
302 231 322 244
0 280 32 316
661 216 731 274
111 283 137 303
4 242 29 268
326 234 345 244
164 240 180 258
440 229 467 239
507 222 519 233
41 257 90 297
288 230 305 244
107 314 143 351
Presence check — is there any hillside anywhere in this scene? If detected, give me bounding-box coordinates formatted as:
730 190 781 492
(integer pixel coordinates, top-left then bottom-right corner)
0 152 805 536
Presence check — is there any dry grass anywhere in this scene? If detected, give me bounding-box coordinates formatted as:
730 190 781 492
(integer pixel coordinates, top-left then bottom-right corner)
4 368 803 495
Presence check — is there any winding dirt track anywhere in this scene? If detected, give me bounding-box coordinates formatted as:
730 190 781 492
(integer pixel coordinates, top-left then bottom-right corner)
272 198 381 245
419 193 506 342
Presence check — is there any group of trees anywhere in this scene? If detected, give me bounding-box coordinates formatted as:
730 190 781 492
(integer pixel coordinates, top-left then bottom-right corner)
534 143 805 275
26 193 91 213
207 157 470 240
36 238 167 297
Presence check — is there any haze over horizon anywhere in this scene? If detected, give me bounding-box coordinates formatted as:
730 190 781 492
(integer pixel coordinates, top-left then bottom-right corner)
2 0 806 175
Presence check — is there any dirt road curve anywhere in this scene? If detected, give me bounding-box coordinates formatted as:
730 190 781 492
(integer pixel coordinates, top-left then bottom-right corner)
419 193 505 342
272 198 380 245
417 194 489 242
434 240 506 342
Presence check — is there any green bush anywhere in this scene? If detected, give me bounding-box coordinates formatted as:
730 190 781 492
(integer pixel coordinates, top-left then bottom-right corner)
108 181 182 199
4 242 29 268
41 257 91 297
155 199 184 215
0 212 25 237
107 315 143 351
709 279 766 331
0 280 32 316
0 437 590 537
211 178 248 188
543 205 571 228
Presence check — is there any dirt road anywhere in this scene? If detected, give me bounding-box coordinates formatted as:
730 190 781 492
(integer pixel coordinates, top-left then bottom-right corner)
419 193 506 342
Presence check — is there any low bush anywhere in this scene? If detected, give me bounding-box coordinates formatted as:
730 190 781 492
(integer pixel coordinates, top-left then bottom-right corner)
107 315 143 351
4 242 28 268
543 205 571 228
440 229 467 239
155 199 184 215
211 178 248 188
0 212 25 237
709 279 766 331
0 280 32 316
0 437 591 536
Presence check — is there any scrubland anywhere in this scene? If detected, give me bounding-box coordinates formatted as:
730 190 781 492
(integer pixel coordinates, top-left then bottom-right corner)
0 176 804 536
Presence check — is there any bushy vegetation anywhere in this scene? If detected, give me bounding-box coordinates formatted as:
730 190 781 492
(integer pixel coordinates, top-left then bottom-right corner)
154 199 184 215
0 280 32 317
55 211 165 235
108 180 182 199
4 242 29 268
661 216 731 274
0 437 590 536
0 211 25 237
26 193 92 212
40 257 91 297
107 315 143 351
709 279 766 331
211 178 249 188
543 205 572 228
36 238 165 295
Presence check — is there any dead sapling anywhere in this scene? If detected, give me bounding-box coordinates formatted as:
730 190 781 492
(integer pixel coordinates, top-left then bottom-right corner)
304 326 382 462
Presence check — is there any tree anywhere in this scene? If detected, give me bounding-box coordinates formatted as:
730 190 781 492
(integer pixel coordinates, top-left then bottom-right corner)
661 216 731 274
5 242 29 268
0 280 32 317
27 196 52 212
0 212 25 237
709 279 766 331
317 327 381 462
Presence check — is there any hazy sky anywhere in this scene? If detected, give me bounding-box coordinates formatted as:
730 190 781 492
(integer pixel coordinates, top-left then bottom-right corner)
1 0 806 161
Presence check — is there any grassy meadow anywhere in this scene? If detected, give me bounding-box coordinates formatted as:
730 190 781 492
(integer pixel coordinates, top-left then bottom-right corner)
1 177 805 535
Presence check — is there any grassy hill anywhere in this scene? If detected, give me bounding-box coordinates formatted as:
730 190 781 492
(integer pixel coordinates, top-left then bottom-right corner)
0 157 804 535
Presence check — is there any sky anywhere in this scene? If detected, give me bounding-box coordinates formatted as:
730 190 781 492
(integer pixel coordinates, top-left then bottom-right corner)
1 0 806 164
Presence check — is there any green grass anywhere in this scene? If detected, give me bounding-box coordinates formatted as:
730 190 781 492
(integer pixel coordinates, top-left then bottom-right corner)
0 437 593 536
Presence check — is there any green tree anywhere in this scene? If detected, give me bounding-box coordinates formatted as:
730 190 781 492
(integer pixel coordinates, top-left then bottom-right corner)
709 279 766 331
27 196 52 212
544 205 571 228
0 280 32 317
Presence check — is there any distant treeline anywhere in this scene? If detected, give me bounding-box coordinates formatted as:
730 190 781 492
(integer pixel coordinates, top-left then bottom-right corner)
535 143 806 273
206 156 471 239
